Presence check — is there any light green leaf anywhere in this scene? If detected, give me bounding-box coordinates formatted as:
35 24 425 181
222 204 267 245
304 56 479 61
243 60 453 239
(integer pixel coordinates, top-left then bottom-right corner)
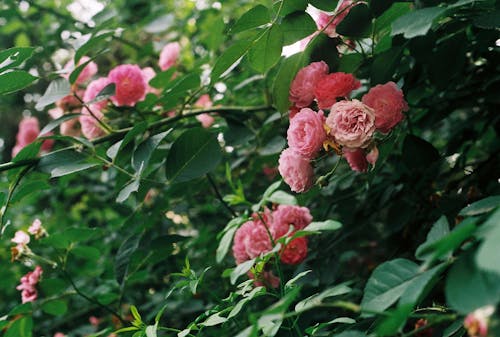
231 259 255 285
231 5 271 33
267 191 297 206
391 7 446 39
35 78 71 110
295 284 351 312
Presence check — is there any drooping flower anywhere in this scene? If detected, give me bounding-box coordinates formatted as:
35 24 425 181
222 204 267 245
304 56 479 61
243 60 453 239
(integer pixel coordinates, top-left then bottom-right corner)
108 64 147 107
289 61 329 108
464 306 495 337
278 148 315 193
287 108 327 159
314 72 361 109
362 81 408 133
16 266 43 303
159 42 181 71
325 99 375 148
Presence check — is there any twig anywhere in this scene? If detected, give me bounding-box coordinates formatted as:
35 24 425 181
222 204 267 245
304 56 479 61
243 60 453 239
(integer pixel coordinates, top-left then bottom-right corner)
206 173 238 217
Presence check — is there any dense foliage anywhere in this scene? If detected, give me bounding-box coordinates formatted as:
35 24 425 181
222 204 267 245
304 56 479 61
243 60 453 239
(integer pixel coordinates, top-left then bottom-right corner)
0 0 499 337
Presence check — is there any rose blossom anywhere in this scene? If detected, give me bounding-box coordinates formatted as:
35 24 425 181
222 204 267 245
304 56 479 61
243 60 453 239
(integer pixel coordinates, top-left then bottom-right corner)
287 108 327 158
196 114 215 128
280 237 308 265
195 94 215 128
159 42 181 71
12 117 54 157
464 306 495 337
314 72 361 109
28 219 46 239
48 107 81 137
80 109 105 140
314 0 354 37
326 99 375 148
16 266 43 303
278 148 314 193
54 333 66 337
362 81 408 133
56 92 82 112
232 211 273 264
366 146 379 166
271 205 312 239
343 148 368 172
108 64 147 107
84 77 111 111
289 61 329 108
62 56 98 85
12 230 30 246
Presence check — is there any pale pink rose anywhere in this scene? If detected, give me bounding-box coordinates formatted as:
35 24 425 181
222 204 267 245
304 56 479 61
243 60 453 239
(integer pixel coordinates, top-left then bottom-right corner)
326 100 376 148
108 64 147 107
48 107 64 119
278 148 314 193
287 108 327 159
141 67 161 96
48 107 81 137
232 210 273 264
314 1 354 37
12 117 54 157
28 219 46 239
314 72 361 109
12 230 30 246
195 94 213 108
271 205 312 239
196 114 215 128
80 109 105 139
232 221 254 264
89 316 101 327
280 237 308 265
159 42 181 71
343 148 368 172
84 77 111 111
249 270 280 288
54 333 66 337
362 81 408 133
62 56 98 85
366 146 379 166
289 61 329 108
464 306 495 337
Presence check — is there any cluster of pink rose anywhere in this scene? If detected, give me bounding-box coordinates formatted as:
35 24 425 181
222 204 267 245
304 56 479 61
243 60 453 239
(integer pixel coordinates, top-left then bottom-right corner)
232 205 312 287
279 61 408 193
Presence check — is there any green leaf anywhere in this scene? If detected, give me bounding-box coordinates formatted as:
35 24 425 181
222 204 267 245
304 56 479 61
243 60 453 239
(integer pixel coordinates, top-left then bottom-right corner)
106 121 148 161
401 134 440 170
308 0 339 11
0 47 35 73
248 25 284 73
4 316 32 337
145 325 158 337
216 217 245 263
166 128 222 183
115 231 143 285
211 40 252 82
51 162 99 178
336 3 372 37
75 32 114 63
149 68 176 89
374 2 412 36
231 5 271 34
38 149 99 178
295 284 351 312
87 83 115 105
361 259 419 315
268 191 297 205
40 113 80 135
399 263 447 306
370 46 403 85
35 78 71 110
69 56 93 84
280 12 317 46
41 300 68 316
338 53 364 73
445 252 500 313
71 245 101 262
280 0 308 16
116 179 140 203
132 129 171 173
12 142 41 163
202 313 228 327
228 286 266 319
370 0 393 17
39 278 67 296
302 220 342 232
476 208 500 274
0 71 37 95
459 195 500 216
375 304 413 336
272 53 307 113
231 258 255 285
11 179 50 203
473 11 500 29
415 216 450 260
391 7 446 39
8 303 32 316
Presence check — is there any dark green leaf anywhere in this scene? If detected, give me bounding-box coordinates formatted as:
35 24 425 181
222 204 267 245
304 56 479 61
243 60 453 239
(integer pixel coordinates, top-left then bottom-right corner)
35 78 71 110
281 12 317 46
40 113 81 135
106 121 148 161
391 7 446 39
231 5 271 34
38 149 98 178
308 0 339 11
280 0 308 16
370 46 403 85
336 4 372 37
75 32 114 63
401 134 440 170
375 304 413 336
166 128 222 183
132 129 171 173
370 0 394 17
248 25 284 73
116 179 140 203
12 142 41 163
473 11 500 29
87 83 115 104
272 53 307 113
459 195 500 216
149 68 176 89
415 216 450 260
374 2 412 36
211 40 252 82
115 232 143 285
41 300 68 316
0 47 35 73
4 316 32 337
0 71 37 95
338 53 364 73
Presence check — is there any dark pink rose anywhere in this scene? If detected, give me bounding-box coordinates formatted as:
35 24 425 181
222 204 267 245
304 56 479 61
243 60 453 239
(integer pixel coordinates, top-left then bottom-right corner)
108 64 147 107
289 61 329 108
314 72 361 109
280 237 308 265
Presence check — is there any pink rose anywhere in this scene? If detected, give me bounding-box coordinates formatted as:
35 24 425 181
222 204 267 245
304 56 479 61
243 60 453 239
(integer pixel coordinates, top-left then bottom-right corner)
54 333 66 337
271 205 313 239
16 266 43 303
62 56 98 85
80 109 105 139
314 1 354 38
232 215 273 264
28 219 46 239
12 230 30 246
232 221 253 264
195 94 213 108
326 99 375 148
289 61 329 108
48 107 81 137
108 64 147 107
280 237 308 265
196 114 215 128
159 42 181 71
362 81 408 133
464 306 495 337
278 148 314 193
314 72 361 109
343 148 368 172
84 77 111 111
12 117 54 157
289 105 300 120
142 67 161 96
195 95 215 128
287 108 327 159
